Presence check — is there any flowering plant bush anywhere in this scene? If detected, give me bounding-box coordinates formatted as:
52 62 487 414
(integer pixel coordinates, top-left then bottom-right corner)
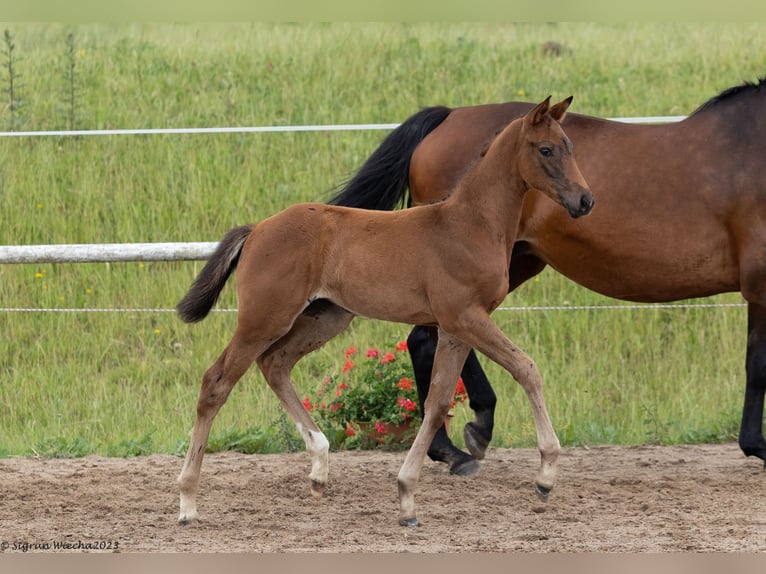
303 340 467 449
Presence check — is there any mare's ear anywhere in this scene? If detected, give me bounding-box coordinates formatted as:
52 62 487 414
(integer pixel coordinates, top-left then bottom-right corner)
548 96 573 123
528 95 552 125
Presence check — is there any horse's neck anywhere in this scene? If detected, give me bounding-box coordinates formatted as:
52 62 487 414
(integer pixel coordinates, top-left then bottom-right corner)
445 126 527 249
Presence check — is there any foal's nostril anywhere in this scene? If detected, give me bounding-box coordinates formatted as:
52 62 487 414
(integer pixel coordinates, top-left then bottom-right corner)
567 192 594 219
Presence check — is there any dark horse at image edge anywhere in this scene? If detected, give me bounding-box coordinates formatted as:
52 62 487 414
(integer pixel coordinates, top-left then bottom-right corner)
328 77 766 475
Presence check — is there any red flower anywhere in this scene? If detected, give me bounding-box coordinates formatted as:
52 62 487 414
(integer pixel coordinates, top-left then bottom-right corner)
455 377 467 399
380 351 396 364
344 346 357 359
302 397 312 411
345 425 356 437
397 397 417 412
395 340 408 352
342 360 355 373
375 421 387 435
366 348 380 358
397 376 413 391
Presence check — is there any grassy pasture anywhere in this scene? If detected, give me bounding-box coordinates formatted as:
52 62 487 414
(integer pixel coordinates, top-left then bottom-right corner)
0 22 764 456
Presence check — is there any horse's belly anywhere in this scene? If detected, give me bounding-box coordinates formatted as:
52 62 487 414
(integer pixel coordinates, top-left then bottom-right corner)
538 244 740 303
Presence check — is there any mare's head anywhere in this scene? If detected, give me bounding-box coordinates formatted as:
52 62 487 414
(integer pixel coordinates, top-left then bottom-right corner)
518 96 594 218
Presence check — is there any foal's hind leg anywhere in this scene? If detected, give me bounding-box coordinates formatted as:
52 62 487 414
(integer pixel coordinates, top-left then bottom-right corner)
257 300 355 496
177 332 272 525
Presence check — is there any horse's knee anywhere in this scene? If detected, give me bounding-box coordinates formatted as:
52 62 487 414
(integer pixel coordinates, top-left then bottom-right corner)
513 357 542 390
423 392 455 425
196 367 233 414
745 346 766 390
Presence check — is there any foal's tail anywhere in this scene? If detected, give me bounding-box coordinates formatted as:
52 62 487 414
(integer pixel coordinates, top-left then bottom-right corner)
327 105 452 210
176 225 253 323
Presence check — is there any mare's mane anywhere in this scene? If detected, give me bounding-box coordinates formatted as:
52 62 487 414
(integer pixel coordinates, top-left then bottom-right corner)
691 76 766 116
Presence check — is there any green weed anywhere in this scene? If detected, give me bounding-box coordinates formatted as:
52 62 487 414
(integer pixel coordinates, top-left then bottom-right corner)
174 425 284 456
33 436 92 458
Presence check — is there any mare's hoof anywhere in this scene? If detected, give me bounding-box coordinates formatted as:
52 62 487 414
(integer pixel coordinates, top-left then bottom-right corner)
463 423 489 460
450 458 481 477
399 517 420 527
310 479 326 497
535 483 551 502
178 517 197 527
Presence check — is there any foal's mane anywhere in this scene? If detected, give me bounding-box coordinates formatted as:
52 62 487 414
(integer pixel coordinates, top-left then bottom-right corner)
691 76 766 116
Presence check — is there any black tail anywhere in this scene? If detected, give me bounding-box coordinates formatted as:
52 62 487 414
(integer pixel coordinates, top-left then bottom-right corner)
328 105 452 210
176 225 253 323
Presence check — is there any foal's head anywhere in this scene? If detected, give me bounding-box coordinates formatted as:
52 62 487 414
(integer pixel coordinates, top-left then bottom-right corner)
518 96 594 219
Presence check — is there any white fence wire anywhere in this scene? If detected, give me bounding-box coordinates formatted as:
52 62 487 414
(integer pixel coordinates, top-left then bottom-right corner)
0 115 685 139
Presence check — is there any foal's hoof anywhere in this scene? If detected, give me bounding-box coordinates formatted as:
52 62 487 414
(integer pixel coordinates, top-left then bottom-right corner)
177 507 199 526
463 423 489 460
450 457 481 477
399 517 420 527
310 479 326 497
535 483 551 502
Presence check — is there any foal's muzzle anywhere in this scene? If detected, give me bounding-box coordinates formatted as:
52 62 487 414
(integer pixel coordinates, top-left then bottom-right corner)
566 189 595 219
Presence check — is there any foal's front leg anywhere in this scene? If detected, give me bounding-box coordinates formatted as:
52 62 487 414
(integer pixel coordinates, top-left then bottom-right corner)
448 310 560 498
397 330 471 526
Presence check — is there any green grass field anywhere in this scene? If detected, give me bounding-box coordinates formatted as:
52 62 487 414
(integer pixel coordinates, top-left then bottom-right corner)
0 22 763 457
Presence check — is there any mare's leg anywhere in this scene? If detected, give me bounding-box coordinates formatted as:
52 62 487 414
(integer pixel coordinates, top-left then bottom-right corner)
177 330 273 525
445 310 560 498
257 300 355 494
741 302 766 466
461 351 497 460
398 330 471 526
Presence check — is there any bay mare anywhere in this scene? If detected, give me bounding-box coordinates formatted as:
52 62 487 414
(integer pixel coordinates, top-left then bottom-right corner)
175 98 593 526
329 77 766 475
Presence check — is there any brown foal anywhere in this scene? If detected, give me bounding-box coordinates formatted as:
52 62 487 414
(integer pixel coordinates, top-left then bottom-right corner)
175 96 594 527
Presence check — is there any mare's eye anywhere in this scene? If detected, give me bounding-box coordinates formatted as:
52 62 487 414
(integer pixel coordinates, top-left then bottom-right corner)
539 147 553 157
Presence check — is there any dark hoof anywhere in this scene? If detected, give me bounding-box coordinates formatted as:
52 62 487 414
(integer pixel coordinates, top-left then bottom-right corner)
535 483 551 501
310 479 325 497
399 517 420 527
463 422 489 460
450 457 481 477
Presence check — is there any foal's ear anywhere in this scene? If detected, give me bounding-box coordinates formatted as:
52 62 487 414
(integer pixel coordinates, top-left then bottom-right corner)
548 96 573 123
529 95 552 125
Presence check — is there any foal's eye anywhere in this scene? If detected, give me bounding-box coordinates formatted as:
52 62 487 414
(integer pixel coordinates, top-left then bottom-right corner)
539 147 553 157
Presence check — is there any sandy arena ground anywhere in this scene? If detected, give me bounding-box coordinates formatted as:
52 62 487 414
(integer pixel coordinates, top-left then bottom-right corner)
1 443 765 553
